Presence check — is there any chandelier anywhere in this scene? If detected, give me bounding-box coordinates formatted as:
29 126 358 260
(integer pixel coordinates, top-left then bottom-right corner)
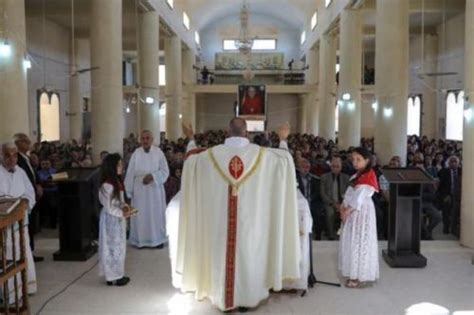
234 2 254 56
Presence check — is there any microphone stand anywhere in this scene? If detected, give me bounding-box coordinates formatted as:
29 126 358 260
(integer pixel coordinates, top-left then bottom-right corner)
302 233 341 297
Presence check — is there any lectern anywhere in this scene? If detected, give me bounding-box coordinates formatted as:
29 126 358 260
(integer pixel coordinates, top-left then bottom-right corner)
381 168 434 268
54 168 99 261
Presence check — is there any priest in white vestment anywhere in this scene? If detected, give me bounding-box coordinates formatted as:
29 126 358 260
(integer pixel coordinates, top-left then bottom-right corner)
124 130 169 248
176 119 301 311
0 142 37 302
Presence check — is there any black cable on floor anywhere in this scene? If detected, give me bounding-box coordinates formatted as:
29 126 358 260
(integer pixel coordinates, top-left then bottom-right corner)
35 260 99 315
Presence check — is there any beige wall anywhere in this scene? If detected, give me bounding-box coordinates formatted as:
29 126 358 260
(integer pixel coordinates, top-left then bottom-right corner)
196 93 301 133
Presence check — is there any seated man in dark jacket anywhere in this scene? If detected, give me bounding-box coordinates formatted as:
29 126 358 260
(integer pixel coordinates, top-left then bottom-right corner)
296 158 324 240
421 181 442 240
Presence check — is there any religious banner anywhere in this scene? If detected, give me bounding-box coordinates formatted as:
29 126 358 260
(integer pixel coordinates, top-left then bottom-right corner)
215 52 284 70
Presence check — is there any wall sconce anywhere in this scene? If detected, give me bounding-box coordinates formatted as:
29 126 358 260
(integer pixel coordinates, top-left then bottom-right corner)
383 107 393 118
372 102 378 111
342 93 351 101
23 55 32 70
145 96 155 105
347 101 355 111
0 40 11 57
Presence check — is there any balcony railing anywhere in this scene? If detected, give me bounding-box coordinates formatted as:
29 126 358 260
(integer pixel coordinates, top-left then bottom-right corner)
195 68 306 85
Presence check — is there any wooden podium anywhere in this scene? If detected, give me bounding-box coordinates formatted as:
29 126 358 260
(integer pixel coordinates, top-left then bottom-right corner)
54 168 100 261
0 200 30 315
381 168 434 268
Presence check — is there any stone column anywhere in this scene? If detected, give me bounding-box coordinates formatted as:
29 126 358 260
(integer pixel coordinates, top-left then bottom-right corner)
138 12 161 142
338 9 362 149
374 0 409 166
165 35 182 141
90 0 124 162
421 34 438 139
182 48 196 129
299 94 307 133
319 34 337 140
69 39 82 141
461 0 474 249
0 0 29 140
305 47 319 135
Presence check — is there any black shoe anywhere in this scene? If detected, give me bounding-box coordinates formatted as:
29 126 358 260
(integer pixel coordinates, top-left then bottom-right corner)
33 256 44 262
107 276 130 286
156 244 164 249
238 307 249 313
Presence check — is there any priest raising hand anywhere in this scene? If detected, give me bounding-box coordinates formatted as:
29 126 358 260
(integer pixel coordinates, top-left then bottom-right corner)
182 123 194 140
124 130 169 249
177 118 301 312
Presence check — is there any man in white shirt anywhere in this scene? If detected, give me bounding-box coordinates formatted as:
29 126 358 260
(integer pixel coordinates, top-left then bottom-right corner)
0 141 37 302
124 130 170 248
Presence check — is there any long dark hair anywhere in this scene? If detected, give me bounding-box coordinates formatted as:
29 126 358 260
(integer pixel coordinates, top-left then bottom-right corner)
350 147 372 186
100 153 123 201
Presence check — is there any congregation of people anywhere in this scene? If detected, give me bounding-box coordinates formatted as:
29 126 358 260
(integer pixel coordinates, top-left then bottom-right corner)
9 131 462 244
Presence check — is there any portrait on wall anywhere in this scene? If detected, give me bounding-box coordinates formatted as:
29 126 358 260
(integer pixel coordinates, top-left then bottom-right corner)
237 85 266 118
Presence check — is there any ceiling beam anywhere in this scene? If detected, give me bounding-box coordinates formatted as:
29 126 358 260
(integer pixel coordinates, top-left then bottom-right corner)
409 0 465 13
363 25 438 37
362 0 465 12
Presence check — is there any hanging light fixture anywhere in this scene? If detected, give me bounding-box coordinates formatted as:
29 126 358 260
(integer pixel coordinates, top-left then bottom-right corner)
234 1 254 56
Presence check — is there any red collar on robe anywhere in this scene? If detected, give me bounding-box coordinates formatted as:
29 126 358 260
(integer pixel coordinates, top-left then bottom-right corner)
185 147 208 160
354 169 379 192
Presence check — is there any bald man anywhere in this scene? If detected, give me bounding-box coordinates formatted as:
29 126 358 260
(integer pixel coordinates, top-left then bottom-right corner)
124 130 170 248
0 142 37 301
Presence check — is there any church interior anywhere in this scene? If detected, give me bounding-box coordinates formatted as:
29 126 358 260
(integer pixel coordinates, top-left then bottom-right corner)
0 0 473 314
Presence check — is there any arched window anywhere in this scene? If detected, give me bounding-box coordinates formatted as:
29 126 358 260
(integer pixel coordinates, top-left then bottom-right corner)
446 90 464 141
38 91 60 142
407 95 421 136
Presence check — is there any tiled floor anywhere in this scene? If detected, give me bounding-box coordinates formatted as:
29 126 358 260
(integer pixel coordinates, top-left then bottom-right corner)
30 232 473 315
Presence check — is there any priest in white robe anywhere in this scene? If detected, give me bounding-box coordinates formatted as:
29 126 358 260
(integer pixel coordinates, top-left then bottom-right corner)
124 130 169 248
0 142 37 302
176 119 301 312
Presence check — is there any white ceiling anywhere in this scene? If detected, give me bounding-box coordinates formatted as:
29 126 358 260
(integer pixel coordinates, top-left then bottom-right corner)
176 0 318 31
